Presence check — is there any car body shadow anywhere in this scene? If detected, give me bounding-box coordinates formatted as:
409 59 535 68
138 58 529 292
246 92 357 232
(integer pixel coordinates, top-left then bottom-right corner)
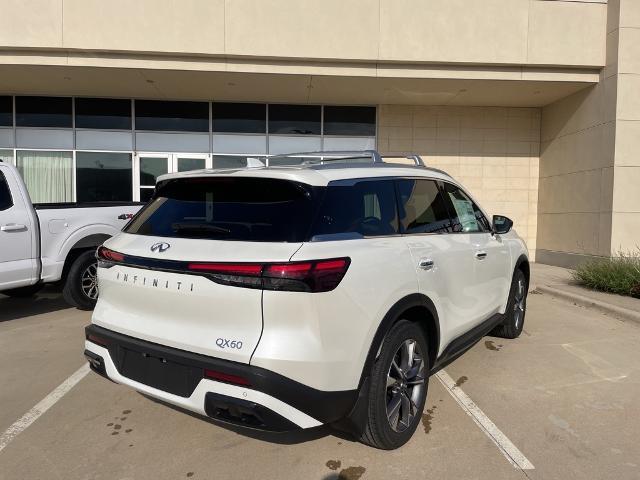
140 393 356 445
0 285 70 322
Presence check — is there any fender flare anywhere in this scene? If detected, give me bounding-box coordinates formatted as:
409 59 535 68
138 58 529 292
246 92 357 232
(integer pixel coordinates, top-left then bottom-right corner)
514 253 530 285
357 293 440 389
334 293 441 435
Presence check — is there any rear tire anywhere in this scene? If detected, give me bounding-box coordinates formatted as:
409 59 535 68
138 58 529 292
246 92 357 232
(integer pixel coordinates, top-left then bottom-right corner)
2 283 43 297
63 250 99 310
359 320 429 450
491 269 527 339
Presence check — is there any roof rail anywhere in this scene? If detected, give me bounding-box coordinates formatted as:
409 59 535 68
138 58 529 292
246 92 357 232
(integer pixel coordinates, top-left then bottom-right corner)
262 150 426 167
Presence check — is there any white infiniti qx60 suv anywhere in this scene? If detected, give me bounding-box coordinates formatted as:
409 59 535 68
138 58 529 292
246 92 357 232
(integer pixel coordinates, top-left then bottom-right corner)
85 151 529 449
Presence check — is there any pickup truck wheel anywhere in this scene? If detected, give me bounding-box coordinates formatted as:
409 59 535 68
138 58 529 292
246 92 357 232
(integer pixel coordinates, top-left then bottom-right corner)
491 269 527 339
2 284 43 298
359 320 429 450
63 250 99 310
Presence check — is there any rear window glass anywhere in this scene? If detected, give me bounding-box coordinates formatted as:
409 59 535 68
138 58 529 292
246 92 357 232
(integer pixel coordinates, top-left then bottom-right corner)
125 177 317 242
310 180 398 240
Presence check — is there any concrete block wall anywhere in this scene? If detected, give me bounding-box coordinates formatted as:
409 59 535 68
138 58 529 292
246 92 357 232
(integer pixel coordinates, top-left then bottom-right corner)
377 105 540 258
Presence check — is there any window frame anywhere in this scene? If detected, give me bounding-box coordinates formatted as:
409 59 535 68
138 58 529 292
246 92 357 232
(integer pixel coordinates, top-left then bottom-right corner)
0 170 14 211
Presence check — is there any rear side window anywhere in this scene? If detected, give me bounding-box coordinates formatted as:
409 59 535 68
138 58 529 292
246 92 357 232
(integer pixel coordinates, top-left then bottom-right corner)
443 183 491 233
396 179 452 234
0 172 13 211
125 177 317 242
310 180 398 239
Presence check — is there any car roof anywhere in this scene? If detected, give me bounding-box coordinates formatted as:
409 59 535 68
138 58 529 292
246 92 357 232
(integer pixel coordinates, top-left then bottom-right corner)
157 162 454 187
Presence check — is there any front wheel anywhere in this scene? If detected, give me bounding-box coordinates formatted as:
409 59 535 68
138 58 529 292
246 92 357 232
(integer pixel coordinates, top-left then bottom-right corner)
359 320 429 450
491 269 527 339
63 250 99 310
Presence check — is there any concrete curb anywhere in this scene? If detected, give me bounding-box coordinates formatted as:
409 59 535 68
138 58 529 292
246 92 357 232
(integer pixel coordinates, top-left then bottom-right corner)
535 285 640 325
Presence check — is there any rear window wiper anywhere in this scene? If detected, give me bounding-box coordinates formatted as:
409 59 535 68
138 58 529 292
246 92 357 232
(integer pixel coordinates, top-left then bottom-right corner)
171 223 231 234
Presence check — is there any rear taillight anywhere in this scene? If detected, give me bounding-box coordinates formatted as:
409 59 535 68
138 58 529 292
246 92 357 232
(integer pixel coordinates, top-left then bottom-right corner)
187 258 350 293
86 332 109 347
188 262 263 289
96 246 125 268
263 258 350 292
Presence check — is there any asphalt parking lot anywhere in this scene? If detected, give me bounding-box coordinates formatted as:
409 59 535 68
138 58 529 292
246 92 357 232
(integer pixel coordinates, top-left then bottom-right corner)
1 286 639 480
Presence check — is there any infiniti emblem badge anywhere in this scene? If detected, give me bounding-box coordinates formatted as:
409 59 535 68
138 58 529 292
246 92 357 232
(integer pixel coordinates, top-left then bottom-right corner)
150 242 171 253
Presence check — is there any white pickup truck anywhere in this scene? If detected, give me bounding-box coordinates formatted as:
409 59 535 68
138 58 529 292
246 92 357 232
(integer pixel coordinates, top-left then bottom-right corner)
0 160 143 309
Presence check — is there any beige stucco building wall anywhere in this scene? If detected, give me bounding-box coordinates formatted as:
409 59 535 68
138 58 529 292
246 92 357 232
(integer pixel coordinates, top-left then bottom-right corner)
537 0 640 267
378 106 540 257
609 0 640 255
0 0 607 68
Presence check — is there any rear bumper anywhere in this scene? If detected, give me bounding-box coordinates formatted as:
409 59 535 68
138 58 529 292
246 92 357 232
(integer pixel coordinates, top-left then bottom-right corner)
84 325 358 431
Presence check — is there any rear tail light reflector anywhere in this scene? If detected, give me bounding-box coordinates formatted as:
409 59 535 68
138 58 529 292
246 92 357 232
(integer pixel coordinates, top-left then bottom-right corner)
204 369 251 386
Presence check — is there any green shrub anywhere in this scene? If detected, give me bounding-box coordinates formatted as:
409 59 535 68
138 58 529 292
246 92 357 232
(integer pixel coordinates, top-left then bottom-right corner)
572 250 640 298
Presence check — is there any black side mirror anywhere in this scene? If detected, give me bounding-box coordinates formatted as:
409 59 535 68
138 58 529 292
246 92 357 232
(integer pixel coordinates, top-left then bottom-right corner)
492 215 513 235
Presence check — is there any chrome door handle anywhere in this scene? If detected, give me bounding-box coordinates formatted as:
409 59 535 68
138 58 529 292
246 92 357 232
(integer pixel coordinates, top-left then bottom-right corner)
0 224 26 232
475 251 487 260
419 259 434 270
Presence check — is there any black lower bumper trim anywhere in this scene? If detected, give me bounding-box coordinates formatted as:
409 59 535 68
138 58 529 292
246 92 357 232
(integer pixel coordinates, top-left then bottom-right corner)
85 324 358 425
204 392 299 432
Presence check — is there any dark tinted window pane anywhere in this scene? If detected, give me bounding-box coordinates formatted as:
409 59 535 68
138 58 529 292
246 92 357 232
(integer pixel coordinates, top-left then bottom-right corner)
76 152 132 203
125 178 317 242
0 96 12 127
212 103 266 133
0 172 13 210
139 157 168 187
443 183 491 233
324 106 376 136
211 155 249 169
268 104 320 135
177 157 206 172
135 100 208 132
396 179 452 234
75 98 131 129
311 180 398 239
16 96 72 128
140 188 155 203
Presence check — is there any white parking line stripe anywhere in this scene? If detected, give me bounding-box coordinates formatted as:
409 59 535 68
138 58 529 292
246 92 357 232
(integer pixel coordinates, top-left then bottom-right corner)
0 364 90 454
436 369 535 471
